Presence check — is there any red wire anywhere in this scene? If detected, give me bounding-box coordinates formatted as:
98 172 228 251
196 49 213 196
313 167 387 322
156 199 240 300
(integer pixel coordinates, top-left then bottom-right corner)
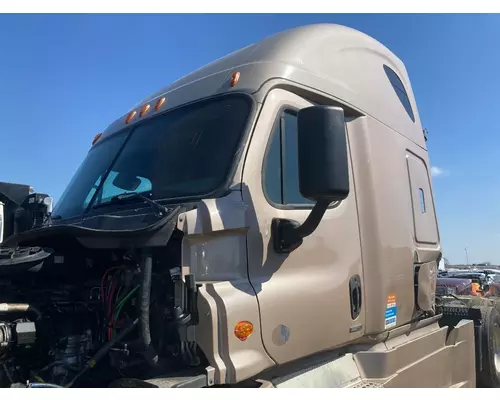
100 266 123 302
107 280 118 340
107 280 117 317
100 266 124 341
106 276 114 301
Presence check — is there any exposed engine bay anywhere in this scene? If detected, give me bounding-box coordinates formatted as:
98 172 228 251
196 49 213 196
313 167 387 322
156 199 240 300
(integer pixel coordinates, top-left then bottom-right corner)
0 228 204 388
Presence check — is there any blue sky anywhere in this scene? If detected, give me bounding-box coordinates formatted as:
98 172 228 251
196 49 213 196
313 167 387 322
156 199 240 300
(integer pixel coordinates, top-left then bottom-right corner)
0 14 498 264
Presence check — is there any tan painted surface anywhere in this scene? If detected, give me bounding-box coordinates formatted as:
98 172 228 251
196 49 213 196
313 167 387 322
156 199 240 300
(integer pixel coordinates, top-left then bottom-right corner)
353 320 476 388
167 24 468 386
178 193 275 384
243 89 365 364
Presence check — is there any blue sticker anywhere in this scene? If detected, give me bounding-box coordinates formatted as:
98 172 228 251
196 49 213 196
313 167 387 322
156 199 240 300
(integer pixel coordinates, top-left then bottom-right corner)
384 294 397 328
385 307 397 319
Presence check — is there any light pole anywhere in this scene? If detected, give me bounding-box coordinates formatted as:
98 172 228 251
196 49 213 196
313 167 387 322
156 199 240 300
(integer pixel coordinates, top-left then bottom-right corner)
465 247 469 267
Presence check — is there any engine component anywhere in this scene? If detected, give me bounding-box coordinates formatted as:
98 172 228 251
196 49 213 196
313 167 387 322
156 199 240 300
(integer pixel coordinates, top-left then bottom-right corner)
0 323 12 351
139 251 158 365
15 321 36 345
0 320 36 350
52 330 93 379
66 318 139 388
0 303 42 321
0 242 201 388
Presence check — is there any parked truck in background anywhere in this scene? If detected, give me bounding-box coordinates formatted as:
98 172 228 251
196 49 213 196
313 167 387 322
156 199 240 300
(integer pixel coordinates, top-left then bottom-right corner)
0 182 52 244
0 24 499 389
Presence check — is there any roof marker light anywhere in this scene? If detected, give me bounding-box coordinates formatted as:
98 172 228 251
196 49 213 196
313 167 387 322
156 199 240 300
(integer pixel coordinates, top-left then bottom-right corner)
154 97 166 111
230 71 240 88
92 133 102 145
140 104 151 117
125 110 137 124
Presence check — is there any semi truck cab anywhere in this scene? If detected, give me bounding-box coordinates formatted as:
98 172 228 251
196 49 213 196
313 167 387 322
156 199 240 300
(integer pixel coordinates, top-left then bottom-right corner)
0 24 496 388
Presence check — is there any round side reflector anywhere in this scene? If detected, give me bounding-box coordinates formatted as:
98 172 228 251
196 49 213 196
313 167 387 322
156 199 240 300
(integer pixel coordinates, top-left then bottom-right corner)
234 321 253 341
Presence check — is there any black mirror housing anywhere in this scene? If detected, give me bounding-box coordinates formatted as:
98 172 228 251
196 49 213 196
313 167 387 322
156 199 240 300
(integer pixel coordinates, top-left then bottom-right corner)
272 105 350 254
297 106 349 203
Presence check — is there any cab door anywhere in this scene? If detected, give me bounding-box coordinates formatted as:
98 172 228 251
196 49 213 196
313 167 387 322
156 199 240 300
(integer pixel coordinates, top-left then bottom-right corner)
242 88 364 364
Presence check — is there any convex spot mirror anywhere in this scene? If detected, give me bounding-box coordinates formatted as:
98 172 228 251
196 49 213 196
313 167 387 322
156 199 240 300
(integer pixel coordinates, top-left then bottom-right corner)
297 105 350 203
113 172 141 192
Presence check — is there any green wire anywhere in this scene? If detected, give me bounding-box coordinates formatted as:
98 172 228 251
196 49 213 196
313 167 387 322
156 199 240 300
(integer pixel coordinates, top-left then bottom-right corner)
112 285 140 338
115 284 140 315
116 286 123 303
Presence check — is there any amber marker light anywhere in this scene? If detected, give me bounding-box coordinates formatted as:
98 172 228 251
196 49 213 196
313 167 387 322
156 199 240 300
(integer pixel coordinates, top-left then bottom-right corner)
230 71 241 88
139 104 151 117
154 97 166 111
125 110 137 124
92 133 102 145
234 321 253 341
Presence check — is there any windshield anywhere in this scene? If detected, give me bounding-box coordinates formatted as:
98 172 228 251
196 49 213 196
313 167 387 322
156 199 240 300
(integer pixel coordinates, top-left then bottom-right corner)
52 94 252 220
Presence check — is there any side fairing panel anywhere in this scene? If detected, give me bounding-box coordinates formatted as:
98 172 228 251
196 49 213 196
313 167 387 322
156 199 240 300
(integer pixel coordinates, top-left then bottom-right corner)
177 193 275 384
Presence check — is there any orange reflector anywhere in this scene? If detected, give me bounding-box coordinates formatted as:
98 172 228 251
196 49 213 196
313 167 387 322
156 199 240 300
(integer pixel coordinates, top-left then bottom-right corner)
92 133 102 145
125 110 137 124
139 104 151 117
230 71 240 88
234 321 253 341
154 97 166 111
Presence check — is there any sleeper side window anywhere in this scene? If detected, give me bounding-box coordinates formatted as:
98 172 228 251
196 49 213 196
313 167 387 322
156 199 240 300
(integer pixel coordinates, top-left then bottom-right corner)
383 64 415 123
263 110 314 207
406 151 438 244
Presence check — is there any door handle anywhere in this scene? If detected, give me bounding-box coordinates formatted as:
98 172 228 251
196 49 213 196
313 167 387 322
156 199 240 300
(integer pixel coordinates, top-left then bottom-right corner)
349 275 362 320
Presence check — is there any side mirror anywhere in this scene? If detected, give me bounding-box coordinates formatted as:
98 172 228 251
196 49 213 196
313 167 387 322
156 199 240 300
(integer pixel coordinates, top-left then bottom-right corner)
43 196 54 214
272 106 350 253
113 172 141 192
297 106 349 202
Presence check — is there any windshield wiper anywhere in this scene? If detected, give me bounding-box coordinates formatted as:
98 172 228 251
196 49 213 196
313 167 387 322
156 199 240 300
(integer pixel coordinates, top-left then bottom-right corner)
92 192 169 217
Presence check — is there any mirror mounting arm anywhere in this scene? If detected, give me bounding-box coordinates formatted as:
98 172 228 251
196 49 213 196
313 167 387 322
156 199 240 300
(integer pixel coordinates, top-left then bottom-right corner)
271 199 331 254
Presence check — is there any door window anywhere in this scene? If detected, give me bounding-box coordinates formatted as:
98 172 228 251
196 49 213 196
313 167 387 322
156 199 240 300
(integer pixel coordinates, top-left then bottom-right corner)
263 110 314 207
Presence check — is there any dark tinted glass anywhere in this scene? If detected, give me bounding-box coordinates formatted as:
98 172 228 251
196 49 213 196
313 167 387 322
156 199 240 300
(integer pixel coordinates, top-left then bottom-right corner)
53 95 252 219
383 65 415 122
52 131 129 219
263 121 283 204
263 110 314 206
282 112 313 205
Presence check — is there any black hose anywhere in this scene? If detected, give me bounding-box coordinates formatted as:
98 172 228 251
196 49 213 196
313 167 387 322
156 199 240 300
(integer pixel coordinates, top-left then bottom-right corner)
66 318 139 388
139 251 159 365
39 361 80 373
27 305 42 321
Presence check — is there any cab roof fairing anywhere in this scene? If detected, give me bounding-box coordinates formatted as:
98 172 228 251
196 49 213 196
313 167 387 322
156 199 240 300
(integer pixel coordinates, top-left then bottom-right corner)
100 24 425 149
